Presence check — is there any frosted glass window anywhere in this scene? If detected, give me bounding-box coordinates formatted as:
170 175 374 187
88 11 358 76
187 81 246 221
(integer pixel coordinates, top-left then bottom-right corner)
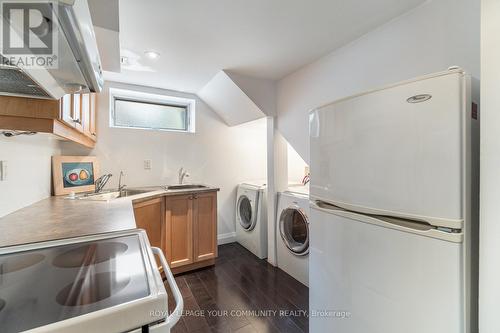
113 99 188 131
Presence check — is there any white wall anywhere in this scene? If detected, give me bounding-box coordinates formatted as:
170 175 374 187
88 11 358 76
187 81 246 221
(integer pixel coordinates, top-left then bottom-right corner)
266 117 288 265
61 82 267 240
287 142 308 185
0 134 61 217
479 1 500 331
276 0 480 163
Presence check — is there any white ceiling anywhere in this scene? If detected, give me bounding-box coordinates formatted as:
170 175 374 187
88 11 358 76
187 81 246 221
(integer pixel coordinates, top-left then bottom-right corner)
104 0 425 93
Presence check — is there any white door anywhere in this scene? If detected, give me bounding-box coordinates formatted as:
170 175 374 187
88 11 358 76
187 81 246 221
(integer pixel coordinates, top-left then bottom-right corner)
278 206 309 256
237 193 257 231
310 71 467 228
309 203 463 333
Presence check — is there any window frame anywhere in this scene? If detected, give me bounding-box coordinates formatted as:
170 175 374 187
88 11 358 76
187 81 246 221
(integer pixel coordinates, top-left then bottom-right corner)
109 88 196 133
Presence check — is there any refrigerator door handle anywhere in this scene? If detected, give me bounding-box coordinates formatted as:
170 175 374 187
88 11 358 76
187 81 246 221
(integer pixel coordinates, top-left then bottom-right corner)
311 201 463 243
310 196 463 229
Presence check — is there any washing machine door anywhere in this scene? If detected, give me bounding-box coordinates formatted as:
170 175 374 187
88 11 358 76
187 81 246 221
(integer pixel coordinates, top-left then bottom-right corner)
238 194 257 231
279 206 309 255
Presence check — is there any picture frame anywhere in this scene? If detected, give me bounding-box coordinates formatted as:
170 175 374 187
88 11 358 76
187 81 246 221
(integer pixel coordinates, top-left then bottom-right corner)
52 156 100 196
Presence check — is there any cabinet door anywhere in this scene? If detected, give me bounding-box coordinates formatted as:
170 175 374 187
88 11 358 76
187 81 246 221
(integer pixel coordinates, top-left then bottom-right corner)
71 94 83 132
134 198 164 249
134 198 164 267
60 94 74 127
165 194 193 268
193 192 217 262
81 93 91 137
89 93 97 141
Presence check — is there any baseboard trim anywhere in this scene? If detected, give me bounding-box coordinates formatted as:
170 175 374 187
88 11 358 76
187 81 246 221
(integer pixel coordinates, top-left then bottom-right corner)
218 232 236 245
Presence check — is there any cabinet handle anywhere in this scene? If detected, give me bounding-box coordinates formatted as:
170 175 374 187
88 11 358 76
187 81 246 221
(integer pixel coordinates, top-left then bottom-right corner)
193 195 198 199
72 119 81 124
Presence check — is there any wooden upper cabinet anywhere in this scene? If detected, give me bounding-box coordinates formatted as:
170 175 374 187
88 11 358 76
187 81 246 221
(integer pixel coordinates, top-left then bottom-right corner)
60 94 73 126
61 93 88 133
193 192 218 262
0 93 98 148
80 93 97 141
0 95 59 119
71 94 83 132
81 94 91 137
165 194 194 268
89 93 97 141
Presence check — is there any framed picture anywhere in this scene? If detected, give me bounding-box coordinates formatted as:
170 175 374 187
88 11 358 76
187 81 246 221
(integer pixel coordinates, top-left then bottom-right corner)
52 156 100 196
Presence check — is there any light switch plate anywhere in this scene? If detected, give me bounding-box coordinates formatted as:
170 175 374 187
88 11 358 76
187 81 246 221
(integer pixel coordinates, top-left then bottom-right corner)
0 161 7 181
144 159 152 170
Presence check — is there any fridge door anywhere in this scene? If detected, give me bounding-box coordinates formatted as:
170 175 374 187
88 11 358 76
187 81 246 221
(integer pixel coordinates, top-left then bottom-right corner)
309 203 464 333
310 70 467 228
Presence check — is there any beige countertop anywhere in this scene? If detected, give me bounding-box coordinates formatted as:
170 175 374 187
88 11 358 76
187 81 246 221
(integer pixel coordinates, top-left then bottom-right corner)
0 185 219 248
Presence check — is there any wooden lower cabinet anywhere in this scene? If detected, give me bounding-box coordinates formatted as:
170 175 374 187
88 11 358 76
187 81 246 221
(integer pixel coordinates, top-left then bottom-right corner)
193 192 218 262
133 191 218 274
165 191 218 274
165 194 194 268
133 197 165 268
133 197 164 249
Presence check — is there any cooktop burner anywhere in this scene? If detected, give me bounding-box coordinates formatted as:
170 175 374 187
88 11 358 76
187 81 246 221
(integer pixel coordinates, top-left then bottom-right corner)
52 242 128 268
0 253 44 274
0 235 151 333
56 272 131 306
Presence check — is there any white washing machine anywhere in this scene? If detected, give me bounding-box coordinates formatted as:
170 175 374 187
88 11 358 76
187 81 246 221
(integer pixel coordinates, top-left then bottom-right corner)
235 182 267 259
276 187 310 286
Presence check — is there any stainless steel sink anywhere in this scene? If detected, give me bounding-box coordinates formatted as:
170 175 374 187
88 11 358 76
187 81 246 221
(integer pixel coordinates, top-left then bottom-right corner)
77 191 120 201
69 185 207 201
165 184 208 190
119 189 153 197
74 188 156 201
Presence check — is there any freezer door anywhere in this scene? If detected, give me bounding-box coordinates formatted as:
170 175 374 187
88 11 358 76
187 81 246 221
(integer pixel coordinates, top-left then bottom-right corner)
310 71 467 228
309 205 464 333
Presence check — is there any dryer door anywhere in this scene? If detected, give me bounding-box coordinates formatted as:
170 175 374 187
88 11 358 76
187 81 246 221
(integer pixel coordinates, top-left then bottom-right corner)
237 194 258 231
279 206 309 255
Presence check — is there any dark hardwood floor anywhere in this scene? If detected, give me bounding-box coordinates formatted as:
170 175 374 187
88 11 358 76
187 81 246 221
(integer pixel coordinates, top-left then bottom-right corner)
164 242 309 333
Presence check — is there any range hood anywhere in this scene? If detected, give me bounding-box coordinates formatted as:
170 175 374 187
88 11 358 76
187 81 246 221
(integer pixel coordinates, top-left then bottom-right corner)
0 0 103 100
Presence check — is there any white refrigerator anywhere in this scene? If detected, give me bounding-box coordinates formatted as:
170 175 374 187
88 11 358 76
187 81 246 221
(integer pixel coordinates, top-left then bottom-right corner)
309 68 479 333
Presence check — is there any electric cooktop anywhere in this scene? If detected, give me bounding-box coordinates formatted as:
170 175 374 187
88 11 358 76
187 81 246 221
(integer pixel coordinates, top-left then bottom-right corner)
0 234 151 333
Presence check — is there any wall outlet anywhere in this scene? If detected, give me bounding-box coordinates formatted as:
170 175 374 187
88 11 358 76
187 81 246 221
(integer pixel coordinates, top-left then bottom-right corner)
144 159 152 170
0 161 7 181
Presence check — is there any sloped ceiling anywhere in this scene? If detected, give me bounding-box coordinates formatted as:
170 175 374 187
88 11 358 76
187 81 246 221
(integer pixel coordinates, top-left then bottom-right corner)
198 71 269 126
226 71 276 117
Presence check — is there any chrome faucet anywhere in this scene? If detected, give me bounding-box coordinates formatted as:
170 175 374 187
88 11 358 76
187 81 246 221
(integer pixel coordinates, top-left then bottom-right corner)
118 171 126 194
178 167 190 184
95 173 112 193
